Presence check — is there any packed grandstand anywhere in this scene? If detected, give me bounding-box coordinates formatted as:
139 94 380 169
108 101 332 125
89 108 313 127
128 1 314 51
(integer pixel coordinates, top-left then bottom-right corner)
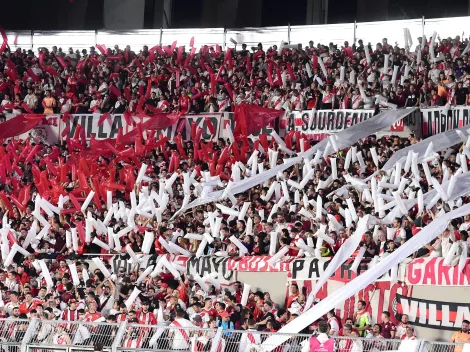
0 20 469 352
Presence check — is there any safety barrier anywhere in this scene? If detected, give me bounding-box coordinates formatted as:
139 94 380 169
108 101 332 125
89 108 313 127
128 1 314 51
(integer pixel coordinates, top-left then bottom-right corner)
419 340 467 352
1 318 467 352
4 15 469 52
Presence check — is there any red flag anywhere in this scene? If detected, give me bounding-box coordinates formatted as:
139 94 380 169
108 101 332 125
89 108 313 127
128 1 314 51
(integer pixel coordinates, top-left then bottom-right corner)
287 62 295 81
97 112 110 127
205 118 215 135
224 82 233 100
177 46 184 66
234 104 283 137
0 28 7 54
109 85 121 98
124 87 131 101
27 68 40 82
96 44 107 55
190 36 195 47
56 56 68 69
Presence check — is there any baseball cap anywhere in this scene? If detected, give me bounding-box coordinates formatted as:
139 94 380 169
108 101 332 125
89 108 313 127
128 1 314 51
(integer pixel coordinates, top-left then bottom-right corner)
219 311 230 318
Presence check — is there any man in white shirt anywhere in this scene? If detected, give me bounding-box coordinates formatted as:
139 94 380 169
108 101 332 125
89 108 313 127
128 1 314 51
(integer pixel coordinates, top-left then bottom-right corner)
5 271 19 292
31 63 43 76
269 89 284 110
98 77 109 95
66 47 78 66
24 88 38 110
327 309 340 336
169 310 194 350
239 319 261 352
72 310 91 345
289 89 304 111
218 92 231 112
4 292 20 316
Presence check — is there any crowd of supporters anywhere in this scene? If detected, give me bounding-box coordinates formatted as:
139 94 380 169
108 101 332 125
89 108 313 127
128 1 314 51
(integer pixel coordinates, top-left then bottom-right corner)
0 34 469 351
2 33 470 116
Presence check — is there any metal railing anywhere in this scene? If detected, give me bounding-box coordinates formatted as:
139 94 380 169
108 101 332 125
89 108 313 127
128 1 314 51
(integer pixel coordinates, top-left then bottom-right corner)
420 340 467 352
0 318 467 352
28 319 120 348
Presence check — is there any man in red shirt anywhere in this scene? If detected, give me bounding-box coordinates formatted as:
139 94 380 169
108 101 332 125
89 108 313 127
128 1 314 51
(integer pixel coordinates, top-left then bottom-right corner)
61 300 79 321
19 292 41 315
16 265 30 286
286 284 299 308
178 90 190 114
137 301 157 325
380 311 396 338
84 301 102 322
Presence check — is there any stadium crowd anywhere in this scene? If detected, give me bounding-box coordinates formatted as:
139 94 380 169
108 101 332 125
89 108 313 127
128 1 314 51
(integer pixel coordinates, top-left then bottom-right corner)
1 32 470 115
0 33 470 351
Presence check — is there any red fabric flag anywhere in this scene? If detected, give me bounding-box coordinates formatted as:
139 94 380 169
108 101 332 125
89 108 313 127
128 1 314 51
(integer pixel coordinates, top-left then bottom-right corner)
177 46 184 66
205 118 216 135
234 104 283 137
210 73 216 96
199 58 207 71
148 49 155 64
97 112 110 127
190 36 195 47
27 68 40 82
0 28 7 54
96 44 107 55
312 55 318 69
246 56 252 74
109 85 121 98
155 46 165 56
175 69 180 88
38 52 45 67
224 82 233 100
56 56 68 69
0 114 41 139
123 110 133 126
252 50 265 60
21 103 33 114
134 57 144 73
287 62 295 81
267 62 274 87
276 68 283 87
124 87 131 101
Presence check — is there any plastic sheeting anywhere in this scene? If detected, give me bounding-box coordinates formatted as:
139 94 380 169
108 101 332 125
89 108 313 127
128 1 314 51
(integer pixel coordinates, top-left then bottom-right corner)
383 126 469 170
424 171 470 205
262 202 470 351
172 108 417 219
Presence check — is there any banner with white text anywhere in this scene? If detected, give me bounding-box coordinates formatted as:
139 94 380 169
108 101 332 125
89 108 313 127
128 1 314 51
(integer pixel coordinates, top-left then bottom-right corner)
421 106 470 137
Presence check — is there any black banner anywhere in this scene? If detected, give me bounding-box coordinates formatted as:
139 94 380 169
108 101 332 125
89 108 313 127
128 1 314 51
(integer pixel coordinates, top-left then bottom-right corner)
422 107 470 137
396 294 470 331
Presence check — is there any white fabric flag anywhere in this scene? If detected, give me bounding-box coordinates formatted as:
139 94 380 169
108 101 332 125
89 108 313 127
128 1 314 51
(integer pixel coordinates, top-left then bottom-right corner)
262 202 470 351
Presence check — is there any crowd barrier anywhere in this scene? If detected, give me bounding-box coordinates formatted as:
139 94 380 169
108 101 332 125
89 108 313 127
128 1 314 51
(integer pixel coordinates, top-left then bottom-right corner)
4 16 469 52
1 318 466 352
